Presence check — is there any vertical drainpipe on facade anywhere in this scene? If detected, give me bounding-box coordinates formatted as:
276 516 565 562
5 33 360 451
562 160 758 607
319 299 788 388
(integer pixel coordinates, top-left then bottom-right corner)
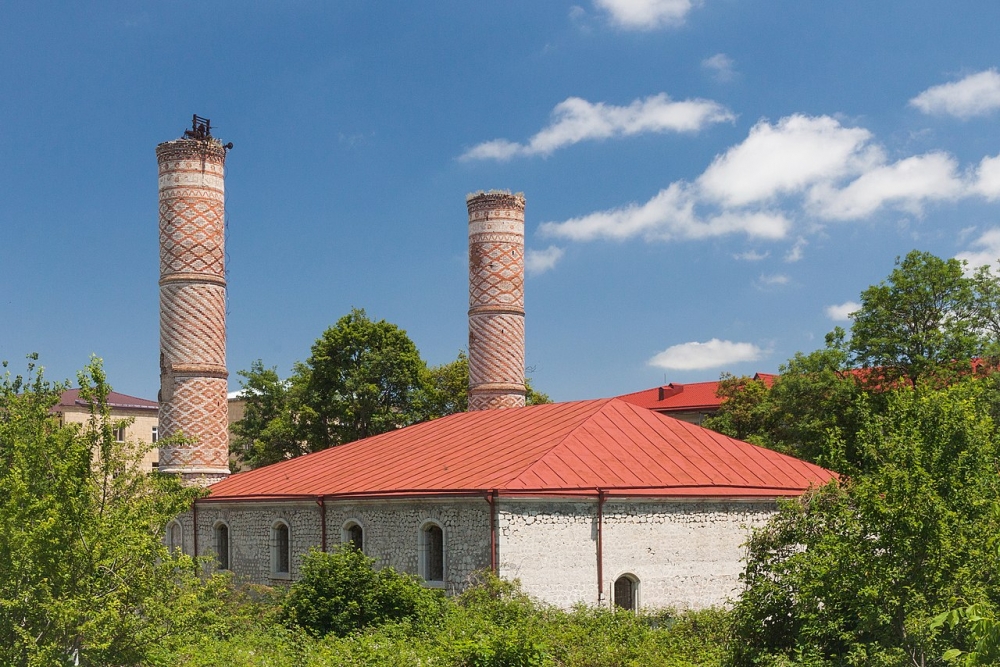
596 488 605 606
317 496 327 552
487 490 498 573
192 499 199 558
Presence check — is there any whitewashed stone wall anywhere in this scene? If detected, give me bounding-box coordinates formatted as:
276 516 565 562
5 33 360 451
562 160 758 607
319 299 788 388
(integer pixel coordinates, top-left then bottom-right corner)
497 501 599 607
497 498 776 610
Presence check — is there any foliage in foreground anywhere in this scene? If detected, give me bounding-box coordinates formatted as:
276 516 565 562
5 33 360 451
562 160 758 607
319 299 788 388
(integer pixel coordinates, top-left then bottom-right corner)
0 356 228 667
157 569 729 667
729 381 1000 666
281 545 444 637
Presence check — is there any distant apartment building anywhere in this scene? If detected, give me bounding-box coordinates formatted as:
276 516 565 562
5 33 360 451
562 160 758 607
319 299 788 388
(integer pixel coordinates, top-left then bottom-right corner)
54 389 161 471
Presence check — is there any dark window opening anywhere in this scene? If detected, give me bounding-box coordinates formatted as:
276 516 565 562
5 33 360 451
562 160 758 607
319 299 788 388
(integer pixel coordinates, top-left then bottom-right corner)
274 523 290 574
347 524 363 551
423 524 443 582
614 575 636 611
215 524 230 570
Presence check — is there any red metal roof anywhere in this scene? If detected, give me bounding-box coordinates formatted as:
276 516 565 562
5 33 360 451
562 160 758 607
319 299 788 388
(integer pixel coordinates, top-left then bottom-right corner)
206 398 834 501
56 388 158 411
616 373 777 412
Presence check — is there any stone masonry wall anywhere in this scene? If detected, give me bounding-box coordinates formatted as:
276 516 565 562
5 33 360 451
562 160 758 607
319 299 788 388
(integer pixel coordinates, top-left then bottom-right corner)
175 498 491 593
498 498 777 610
169 496 775 608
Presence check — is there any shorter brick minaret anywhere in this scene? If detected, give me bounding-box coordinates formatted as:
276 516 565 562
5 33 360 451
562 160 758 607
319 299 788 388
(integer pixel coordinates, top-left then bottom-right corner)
467 191 526 411
156 116 232 486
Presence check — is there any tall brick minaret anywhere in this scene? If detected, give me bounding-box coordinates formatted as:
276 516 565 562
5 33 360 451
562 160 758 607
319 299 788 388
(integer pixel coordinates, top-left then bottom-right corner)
467 191 526 411
156 116 232 485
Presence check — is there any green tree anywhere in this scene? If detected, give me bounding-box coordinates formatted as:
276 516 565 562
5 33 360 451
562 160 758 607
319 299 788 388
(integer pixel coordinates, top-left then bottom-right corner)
298 308 426 449
281 545 442 637
414 350 552 420
850 250 981 387
0 355 222 666
230 360 304 469
729 380 1000 666
705 330 864 471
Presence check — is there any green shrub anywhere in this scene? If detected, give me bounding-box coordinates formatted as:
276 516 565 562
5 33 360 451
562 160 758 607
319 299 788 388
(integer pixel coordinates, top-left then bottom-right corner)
281 545 443 637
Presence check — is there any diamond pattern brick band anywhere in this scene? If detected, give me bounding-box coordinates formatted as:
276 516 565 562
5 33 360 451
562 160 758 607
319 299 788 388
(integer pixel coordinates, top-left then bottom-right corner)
156 138 231 484
467 192 526 411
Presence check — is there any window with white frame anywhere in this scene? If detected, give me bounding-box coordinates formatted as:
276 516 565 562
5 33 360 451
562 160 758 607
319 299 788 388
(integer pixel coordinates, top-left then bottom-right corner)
214 522 231 570
271 521 291 577
113 425 126 442
151 426 158 443
418 521 444 584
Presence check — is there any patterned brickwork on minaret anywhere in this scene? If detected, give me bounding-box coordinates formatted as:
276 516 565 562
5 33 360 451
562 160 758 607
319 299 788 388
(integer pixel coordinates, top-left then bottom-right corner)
156 130 231 485
467 191 526 411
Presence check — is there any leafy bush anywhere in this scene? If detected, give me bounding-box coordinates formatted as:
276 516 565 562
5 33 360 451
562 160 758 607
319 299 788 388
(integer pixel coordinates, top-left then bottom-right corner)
280 544 443 637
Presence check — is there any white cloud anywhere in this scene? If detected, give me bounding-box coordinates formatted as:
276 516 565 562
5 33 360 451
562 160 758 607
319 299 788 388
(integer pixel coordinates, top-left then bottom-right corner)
734 250 769 261
538 182 790 242
784 237 807 262
956 229 1000 269
649 339 763 370
758 273 790 286
594 0 697 30
808 152 964 220
910 70 1000 119
539 113 1000 254
461 94 733 161
525 246 565 275
702 53 735 82
825 301 860 322
697 115 881 207
971 154 1000 200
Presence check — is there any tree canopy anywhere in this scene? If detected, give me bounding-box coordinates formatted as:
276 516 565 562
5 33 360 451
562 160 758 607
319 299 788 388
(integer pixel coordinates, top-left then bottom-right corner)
231 311 551 469
0 356 223 666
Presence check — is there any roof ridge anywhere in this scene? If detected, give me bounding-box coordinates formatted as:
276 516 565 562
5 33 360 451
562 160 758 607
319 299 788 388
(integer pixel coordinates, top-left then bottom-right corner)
508 398 618 488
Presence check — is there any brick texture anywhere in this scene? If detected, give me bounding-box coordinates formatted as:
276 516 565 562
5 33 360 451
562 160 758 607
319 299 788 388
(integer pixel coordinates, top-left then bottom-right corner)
156 138 231 485
467 192 526 411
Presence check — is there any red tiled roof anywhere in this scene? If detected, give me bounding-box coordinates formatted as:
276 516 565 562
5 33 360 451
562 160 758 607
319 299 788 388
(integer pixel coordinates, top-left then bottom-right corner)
616 373 777 412
56 388 157 411
206 398 835 501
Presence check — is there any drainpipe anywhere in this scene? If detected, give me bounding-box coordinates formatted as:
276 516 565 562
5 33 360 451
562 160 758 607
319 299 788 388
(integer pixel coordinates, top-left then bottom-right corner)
192 499 199 558
596 489 605 606
487 490 498 573
317 496 327 552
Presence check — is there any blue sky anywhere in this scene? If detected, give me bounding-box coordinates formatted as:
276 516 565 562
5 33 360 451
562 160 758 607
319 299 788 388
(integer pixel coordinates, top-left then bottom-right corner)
4 1 1000 402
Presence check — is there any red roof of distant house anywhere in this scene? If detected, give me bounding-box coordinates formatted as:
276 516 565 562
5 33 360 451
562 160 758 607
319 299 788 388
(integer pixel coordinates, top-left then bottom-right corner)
206 398 834 501
56 389 157 411
616 373 777 412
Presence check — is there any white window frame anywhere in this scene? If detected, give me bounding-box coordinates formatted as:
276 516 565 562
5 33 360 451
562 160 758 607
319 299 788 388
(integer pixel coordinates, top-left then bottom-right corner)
418 519 445 588
151 426 158 443
270 519 292 580
113 425 126 442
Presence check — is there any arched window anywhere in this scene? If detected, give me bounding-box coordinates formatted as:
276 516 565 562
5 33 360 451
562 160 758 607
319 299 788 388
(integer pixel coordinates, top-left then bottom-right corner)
342 520 364 552
214 522 230 570
271 521 291 577
614 574 639 612
166 521 183 553
419 521 444 583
